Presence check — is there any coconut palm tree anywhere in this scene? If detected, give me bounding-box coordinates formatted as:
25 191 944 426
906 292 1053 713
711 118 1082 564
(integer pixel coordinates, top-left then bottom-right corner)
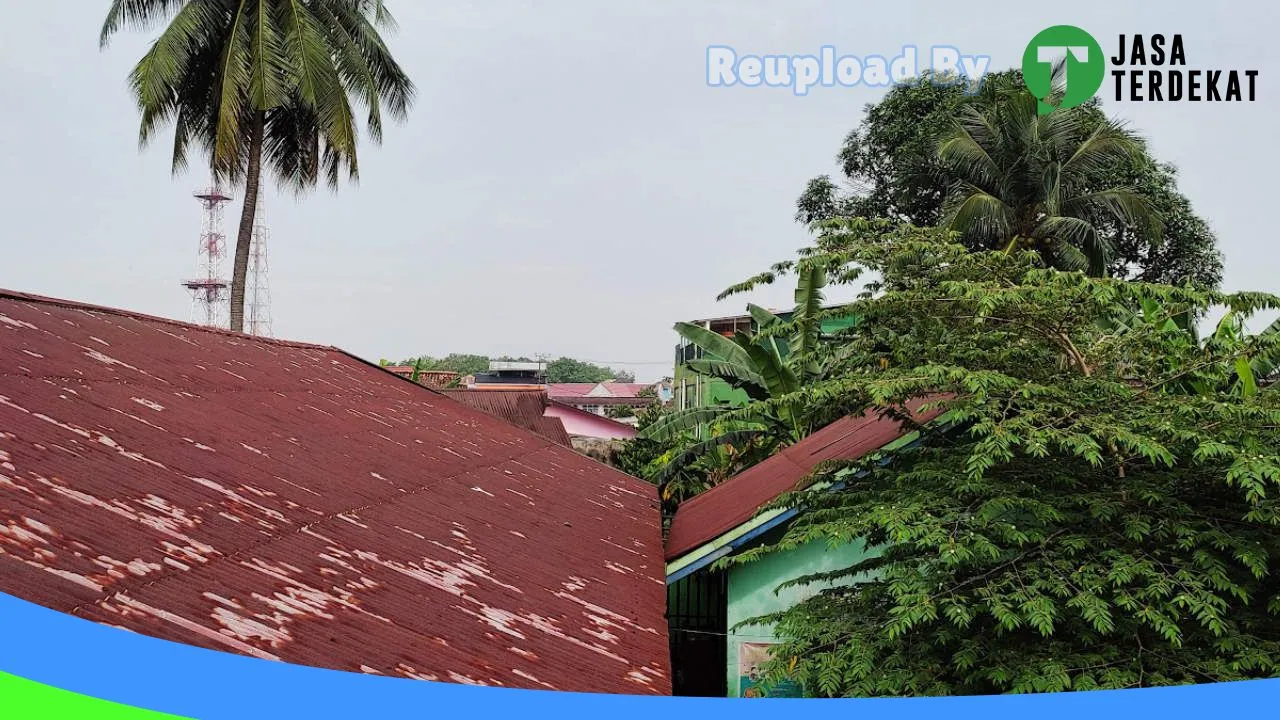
101 0 414 331
936 78 1158 276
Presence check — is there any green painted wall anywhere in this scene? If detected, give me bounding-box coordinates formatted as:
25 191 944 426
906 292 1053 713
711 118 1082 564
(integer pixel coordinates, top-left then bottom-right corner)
673 365 749 410
723 534 878 697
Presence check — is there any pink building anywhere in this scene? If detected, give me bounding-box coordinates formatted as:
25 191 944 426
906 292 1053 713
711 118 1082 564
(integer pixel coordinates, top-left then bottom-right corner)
547 382 658 417
546 401 637 440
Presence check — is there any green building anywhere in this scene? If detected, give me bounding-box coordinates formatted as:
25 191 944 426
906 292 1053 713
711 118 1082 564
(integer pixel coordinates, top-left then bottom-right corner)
663 405 938 697
673 309 858 411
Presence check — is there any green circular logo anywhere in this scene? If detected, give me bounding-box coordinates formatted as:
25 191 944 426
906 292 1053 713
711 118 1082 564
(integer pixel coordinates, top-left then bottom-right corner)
1022 25 1105 114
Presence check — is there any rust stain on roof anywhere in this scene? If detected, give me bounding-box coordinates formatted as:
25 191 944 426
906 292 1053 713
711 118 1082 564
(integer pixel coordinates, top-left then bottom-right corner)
0 289 670 694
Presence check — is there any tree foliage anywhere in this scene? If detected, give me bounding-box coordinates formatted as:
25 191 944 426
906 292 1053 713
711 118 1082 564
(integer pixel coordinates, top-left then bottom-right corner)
741 219 1280 696
545 357 635 383
797 71 1223 287
398 353 492 377
394 353 634 382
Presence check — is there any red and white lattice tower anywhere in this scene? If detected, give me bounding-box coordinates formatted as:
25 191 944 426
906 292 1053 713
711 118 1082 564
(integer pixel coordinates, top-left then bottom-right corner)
182 182 232 328
246 189 273 337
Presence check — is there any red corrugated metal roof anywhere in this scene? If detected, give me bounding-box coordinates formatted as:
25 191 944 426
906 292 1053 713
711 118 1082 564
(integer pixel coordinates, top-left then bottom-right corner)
438 390 572 448
553 396 653 407
664 400 945 561
546 384 597 398
0 289 670 694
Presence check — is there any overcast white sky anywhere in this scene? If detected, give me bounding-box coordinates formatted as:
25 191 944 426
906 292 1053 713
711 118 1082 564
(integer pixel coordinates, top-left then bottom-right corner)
2 2 1276 381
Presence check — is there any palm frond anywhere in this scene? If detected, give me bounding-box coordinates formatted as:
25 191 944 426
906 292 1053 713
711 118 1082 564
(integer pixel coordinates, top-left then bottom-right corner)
1066 188 1162 241
212 1 253 173
317 0 414 120
941 183 1012 242
1034 215 1112 275
937 114 1001 190
251 0 291 111
1042 241 1090 273
1060 120 1143 177
100 0 189 48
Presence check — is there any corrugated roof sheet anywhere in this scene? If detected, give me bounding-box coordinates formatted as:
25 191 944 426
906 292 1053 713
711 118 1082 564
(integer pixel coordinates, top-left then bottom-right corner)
548 383 652 400
438 390 572 447
0 289 670 694
546 402 639 439
664 400 945 561
552 396 652 407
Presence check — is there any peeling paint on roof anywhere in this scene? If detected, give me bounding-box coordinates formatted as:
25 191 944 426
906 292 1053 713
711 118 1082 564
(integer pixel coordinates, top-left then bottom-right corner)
0 289 670 695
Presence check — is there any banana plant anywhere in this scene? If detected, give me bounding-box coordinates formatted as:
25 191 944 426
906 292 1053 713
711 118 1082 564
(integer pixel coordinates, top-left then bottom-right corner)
788 262 829 381
1105 296 1280 397
639 264 841 491
410 357 430 385
1209 313 1280 397
643 424 784 505
647 312 808 445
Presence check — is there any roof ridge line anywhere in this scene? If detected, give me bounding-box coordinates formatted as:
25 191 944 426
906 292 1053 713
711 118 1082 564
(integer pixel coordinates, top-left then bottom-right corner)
0 288 336 352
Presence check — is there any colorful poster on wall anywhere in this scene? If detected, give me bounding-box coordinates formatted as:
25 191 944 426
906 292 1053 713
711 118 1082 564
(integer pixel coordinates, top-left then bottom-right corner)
737 642 803 698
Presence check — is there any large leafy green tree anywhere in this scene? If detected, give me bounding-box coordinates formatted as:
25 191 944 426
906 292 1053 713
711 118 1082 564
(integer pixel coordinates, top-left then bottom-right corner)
738 219 1280 695
101 0 414 331
797 71 1223 286
397 354 491 377
545 357 635 383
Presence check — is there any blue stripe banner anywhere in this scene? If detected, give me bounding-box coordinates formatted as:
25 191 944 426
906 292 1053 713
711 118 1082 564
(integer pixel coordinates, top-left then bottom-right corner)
0 591 1273 718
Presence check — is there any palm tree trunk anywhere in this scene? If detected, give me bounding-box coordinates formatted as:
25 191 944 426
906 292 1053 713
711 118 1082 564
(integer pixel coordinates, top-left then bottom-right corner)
229 111 266 333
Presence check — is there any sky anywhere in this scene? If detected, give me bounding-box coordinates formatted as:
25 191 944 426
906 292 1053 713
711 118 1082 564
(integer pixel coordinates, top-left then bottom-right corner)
1 2 1277 382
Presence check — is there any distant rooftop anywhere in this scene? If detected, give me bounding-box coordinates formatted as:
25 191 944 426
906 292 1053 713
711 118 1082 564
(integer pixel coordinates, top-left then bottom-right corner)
548 383 657 406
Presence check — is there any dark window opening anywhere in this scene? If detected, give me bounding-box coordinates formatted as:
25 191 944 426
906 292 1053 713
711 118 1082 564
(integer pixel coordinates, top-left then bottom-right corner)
667 570 728 697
